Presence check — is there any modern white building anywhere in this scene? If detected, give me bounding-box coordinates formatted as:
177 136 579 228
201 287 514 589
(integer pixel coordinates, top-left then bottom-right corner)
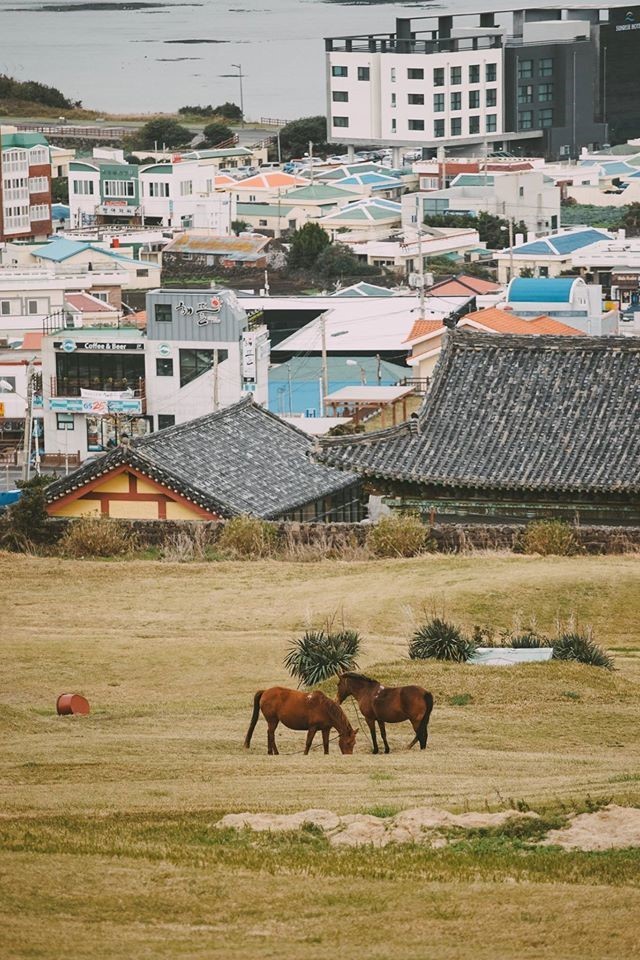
505 276 618 335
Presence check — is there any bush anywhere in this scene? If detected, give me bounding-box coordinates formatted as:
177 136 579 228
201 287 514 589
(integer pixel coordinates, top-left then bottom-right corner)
284 627 361 686
217 515 279 558
0 474 55 550
202 122 233 147
553 630 614 670
161 524 212 562
509 631 551 648
59 516 136 558
409 617 475 662
367 514 430 558
521 519 580 556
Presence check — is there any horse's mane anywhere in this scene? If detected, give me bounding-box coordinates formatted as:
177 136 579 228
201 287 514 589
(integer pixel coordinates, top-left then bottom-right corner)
326 697 353 733
343 671 378 685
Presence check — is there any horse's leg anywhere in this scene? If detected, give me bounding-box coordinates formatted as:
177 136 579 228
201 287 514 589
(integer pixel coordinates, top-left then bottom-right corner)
366 717 379 754
378 720 390 754
267 720 279 755
321 728 330 754
304 727 317 755
407 716 422 750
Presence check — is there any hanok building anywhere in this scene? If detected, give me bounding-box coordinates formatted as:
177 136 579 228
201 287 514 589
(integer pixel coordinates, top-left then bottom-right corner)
318 331 640 525
45 397 364 522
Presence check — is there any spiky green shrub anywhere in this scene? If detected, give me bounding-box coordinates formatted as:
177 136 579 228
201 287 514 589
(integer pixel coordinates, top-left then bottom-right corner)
284 628 361 686
408 618 475 662
217 515 279 558
366 514 431 558
59 516 136 558
521 519 580 556
553 630 614 670
509 631 551 648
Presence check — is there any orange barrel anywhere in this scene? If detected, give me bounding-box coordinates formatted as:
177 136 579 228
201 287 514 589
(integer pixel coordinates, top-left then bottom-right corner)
56 693 90 716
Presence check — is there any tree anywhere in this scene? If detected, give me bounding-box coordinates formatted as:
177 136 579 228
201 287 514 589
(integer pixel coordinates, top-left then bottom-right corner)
287 222 331 270
51 176 68 204
315 243 379 280
423 211 528 250
202 123 234 147
621 202 640 237
231 220 251 236
212 102 242 121
0 474 56 549
135 118 192 150
278 116 336 160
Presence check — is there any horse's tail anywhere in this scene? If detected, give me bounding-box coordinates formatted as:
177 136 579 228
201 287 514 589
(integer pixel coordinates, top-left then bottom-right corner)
416 691 434 749
244 690 264 749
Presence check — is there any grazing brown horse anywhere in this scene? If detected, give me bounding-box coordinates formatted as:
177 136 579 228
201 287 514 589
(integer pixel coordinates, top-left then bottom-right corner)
336 672 433 753
244 687 358 755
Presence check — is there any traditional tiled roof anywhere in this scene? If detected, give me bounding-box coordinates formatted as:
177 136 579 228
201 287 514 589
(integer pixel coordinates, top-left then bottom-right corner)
317 331 640 494
45 397 359 518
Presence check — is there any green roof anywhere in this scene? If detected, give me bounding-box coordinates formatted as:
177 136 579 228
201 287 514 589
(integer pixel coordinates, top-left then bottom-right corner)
236 202 296 217
70 161 99 172
141 164 173 174
282 184 355 201
0 132 49 149
182 147 252 159
452 174 495 187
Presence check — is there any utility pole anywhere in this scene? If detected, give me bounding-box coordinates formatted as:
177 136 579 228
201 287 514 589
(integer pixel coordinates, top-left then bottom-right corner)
320 311 328 416
212 348 220 410
509 217 515 283
309 141 314 184
416 195 425 321
232 64 244 127
376 353 382 385
21 359 34 482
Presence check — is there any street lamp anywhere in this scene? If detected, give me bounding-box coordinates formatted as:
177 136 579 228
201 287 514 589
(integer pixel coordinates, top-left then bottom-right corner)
231 63 244 127
346 358 366 385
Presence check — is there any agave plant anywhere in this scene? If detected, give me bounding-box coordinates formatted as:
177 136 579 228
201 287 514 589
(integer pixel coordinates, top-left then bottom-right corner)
284 629 361 686
553 631 614 671
509 631 551 649
408 618 475 663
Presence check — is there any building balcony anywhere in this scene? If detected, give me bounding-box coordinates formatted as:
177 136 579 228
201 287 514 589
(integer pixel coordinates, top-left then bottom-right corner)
49 377 146 414
326 33 502 55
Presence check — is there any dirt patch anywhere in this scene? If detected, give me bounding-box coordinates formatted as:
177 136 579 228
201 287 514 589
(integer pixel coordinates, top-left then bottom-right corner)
217 807 539 847
543 805 640 851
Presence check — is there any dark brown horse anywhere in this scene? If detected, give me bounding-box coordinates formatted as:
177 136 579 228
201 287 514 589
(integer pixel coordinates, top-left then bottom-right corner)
244 687 358 755
336 672 433 753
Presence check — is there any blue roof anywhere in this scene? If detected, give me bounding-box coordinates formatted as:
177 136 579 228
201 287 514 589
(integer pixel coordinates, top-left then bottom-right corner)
508 277 577 303
51 203 70 221
34 237 91 262
600 161 636 176
336 173 400 187
506 229 610 257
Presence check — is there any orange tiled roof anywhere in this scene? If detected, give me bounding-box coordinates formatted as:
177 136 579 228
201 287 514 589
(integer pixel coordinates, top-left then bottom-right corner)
65 293 115 313
19 332 43 351
405 308 581 343
229 172 308 190
404 319 445 342
429 275 501 296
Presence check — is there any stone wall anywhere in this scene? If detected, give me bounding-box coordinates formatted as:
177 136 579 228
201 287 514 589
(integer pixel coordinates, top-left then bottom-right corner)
39 517 640 555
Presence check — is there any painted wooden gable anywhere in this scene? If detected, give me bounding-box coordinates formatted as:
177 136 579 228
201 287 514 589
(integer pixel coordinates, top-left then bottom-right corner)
46 465 219 521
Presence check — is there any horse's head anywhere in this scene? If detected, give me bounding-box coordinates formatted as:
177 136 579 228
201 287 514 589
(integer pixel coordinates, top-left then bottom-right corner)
335 673 351 704
338 725 358 754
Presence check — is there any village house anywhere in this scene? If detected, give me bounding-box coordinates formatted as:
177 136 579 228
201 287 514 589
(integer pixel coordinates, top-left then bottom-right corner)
0 126 52 243
346 228 481 276
318 330 640 526
494 228 613 283
160 232 271 275
319 199 403 242
44 396 364 522
505 276 618 335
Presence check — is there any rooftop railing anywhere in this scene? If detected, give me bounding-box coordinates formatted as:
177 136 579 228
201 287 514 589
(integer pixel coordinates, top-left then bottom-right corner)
326 33 502 54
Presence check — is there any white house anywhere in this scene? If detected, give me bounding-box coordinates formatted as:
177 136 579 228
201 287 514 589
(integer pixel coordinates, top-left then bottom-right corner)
505 276 618 335
494 228 614 284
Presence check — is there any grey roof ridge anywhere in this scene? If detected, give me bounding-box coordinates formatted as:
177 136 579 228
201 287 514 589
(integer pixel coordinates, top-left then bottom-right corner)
134 395 255 449
318 418 414 452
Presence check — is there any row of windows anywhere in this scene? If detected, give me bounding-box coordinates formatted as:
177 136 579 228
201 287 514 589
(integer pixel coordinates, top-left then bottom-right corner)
4 204 29 217
518 83 554 104
334 88 498 109
3 177 27 189
0 299 42 315
29 177 49 194
518 108 554 130
30 203 50 221
518 57 553 80
103 179 136 198
148 181 170 197
155 350 229 387
334 115 498 135
331 63 498 84
73 179 95 195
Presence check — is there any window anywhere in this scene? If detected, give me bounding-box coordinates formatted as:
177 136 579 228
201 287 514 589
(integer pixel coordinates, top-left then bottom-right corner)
27 300 38 315
357 66 370 81
29 177 48 193
56 413 74 430
538 83 554 102
539 108 554 128
408 119 425 131
0 376 15 392
469 90 480 109
288 219 297 230
408 68 424 80
179 180 193 196
1 301 11 316
469 116 480 134
103 179 135 198
333 116 349 127
433 67 445 87
179 348 227 387
450 92 461 111
539 58 553 77
332 91 348 102
156 358 174 377
434 119 445 138
408 93 424 105
391 118 397 133
390 67 396 82
450 66 461 85
391 92 396 107
519 186 524 197
258 219 268 227
332 65 347 77
148 181 169 197
433 93 445 112
486 115 497 133
136 268 149 278
518 85 533 104
469 64 480 84
539 266 549 277
158 414 175 430
518 59 533 80
92 292 108 302
486 63 497 82
486 88 497 107
451 117 462 136
154 303 172 323
72 179 94 195
519 110 534 130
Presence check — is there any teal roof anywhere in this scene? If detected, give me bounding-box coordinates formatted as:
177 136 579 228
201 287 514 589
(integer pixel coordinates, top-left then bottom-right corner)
451 174 495 187
283 184 355 201
329 282 395 298
70 161 99 172
0 132 48 149
33 237 145 267
140 164 173 174
322 199 402 223
236 202 296 217
505 229 610 257
182 147 252 159
508 277 578 303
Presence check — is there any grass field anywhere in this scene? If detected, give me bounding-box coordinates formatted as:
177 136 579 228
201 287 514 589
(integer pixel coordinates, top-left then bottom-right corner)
1 553 639 959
